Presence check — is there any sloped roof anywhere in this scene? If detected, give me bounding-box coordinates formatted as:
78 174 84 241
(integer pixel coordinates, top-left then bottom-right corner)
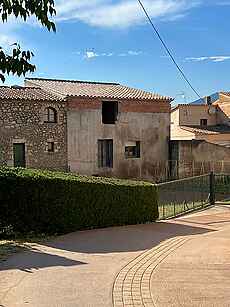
216 103 230 119
171 103 206 112
190 92 220 105
0 86 64 101
211 140 230 148
180 125 230 135
220 92 230 98
25 78 172 101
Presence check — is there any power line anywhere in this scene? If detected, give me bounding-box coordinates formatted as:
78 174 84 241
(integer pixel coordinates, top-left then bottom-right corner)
137 0 202 100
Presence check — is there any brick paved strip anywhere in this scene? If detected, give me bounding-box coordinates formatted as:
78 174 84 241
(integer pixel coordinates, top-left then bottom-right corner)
112 237 189 307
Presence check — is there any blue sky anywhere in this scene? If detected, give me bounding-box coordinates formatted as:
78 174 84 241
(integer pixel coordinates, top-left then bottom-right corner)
1 0 230 104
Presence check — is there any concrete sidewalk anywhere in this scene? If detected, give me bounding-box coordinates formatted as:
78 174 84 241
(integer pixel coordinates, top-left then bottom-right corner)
1 205 230 307
151 206 230 307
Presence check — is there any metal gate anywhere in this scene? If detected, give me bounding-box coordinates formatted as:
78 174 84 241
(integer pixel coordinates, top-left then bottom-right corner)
215 174 230 203
157 173 214 219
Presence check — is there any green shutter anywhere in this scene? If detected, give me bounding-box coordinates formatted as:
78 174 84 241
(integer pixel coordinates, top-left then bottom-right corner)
13 143 26 167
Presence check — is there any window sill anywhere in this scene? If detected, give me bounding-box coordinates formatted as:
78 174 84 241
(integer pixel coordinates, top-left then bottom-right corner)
98 167 113 169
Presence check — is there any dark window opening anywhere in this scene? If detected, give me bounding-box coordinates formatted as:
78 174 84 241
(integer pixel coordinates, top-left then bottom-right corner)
200 119 208 126
125 141 140 158
102 101 118 124
45 107 57 123
98 139 113 168
13 143 25 167
206 96 212 105
47 142 55 152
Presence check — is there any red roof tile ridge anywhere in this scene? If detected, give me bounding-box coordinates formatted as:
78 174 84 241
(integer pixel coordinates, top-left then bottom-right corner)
180 124 230 135
0 85 43 91
220 91 230 94
26 77 120 86
0 85 13 89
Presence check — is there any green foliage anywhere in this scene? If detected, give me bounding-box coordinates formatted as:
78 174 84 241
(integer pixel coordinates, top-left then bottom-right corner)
0 44 35 82
0 0 56 82
0 0 56 30
0 167 159 235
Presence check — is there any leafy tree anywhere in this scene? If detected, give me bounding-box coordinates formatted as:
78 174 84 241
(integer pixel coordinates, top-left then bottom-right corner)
0 0 56 82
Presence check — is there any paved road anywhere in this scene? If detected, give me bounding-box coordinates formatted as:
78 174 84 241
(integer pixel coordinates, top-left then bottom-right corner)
1 205 230 307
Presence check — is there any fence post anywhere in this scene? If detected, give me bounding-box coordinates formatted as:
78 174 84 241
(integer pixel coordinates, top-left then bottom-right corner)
209 171 215 206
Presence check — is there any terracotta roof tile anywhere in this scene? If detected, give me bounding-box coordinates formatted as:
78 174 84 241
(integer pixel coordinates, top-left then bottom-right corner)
0 86 64 101
220 92 230 97
180 125 230 135
217 103 230 118
171 104 206 111
25 78 172 101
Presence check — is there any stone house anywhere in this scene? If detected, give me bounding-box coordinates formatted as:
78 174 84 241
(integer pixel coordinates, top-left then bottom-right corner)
171 92 230 144
0 85 67 171
170 93 230 177
0 78 172 180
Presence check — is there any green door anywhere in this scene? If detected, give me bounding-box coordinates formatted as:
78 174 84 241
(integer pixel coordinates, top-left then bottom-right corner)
13 143 26 167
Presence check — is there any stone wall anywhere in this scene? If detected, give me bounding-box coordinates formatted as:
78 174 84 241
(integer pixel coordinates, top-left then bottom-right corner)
178 104 217 126
170 140 230 178
0 99 68 171
177 140 230 162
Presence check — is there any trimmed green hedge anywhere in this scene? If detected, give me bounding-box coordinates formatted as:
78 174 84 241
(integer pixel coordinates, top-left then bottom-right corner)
0 167 158 234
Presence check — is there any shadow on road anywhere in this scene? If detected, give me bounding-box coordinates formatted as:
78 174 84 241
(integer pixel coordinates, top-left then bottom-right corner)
2 208 227 272
0 249 86 272
41 220 215 254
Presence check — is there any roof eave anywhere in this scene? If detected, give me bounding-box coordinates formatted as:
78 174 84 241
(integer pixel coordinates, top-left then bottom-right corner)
66 94 172 102
0 97 66 102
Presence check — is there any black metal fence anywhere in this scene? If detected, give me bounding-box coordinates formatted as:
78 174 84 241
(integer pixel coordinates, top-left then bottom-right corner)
157 172 230 220
215 174 230 202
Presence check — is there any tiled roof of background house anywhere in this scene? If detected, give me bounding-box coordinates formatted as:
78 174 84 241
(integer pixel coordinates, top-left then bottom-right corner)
171 104 207 111
217 103 230 118
211 140 230 148
220 92 230 97
180 125 230 135
25 78 173 101
0 86 64 101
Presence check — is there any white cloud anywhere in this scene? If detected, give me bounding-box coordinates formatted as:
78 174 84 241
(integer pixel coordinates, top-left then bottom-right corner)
83 50 143 59
55 0 201 28
117 50 143 56
0 34 17 50
0 0 211 43
84 51 114 59
85 51 99 59
0 17 32 51
127 50 142 56
186 57 208 62
186 56 230 63
211 56 230 62
0 19 20 49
